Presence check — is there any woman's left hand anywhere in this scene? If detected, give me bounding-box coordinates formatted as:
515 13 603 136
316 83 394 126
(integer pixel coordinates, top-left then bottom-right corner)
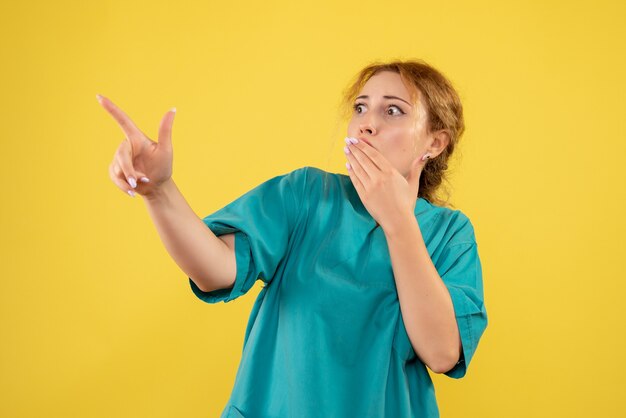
344 137 428 231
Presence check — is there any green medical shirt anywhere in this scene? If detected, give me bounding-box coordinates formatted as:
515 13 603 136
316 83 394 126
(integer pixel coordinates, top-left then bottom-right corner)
189 166 488 418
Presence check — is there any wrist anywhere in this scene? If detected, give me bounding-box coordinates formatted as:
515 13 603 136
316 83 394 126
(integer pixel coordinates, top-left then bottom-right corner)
142 177 176 202
381 212 419 238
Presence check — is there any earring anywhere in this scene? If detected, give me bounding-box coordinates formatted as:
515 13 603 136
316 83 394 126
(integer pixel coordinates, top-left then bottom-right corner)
421 153 432 161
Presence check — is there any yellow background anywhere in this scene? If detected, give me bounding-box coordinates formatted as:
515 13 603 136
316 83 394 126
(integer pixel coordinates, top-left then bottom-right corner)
1 0 625 416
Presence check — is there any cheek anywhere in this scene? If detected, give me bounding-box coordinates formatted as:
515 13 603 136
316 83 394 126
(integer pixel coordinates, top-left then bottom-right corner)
347 119 358 134
386 134 413 154
380 146 404 165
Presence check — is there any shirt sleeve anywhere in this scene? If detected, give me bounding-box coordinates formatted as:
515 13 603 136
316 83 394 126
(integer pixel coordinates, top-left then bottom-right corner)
188 167 307 304
438 240 488 379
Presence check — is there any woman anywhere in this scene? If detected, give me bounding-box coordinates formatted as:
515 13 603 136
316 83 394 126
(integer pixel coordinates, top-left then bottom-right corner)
99 59 488 418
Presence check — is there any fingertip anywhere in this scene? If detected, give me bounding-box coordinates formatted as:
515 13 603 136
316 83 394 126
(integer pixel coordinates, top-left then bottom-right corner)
136 172 150 183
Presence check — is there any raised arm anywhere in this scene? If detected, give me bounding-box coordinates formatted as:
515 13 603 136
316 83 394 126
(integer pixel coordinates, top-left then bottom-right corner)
142 178 236 292
98 93 236 293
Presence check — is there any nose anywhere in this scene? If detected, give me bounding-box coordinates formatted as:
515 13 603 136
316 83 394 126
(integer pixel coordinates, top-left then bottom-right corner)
358 119 377 136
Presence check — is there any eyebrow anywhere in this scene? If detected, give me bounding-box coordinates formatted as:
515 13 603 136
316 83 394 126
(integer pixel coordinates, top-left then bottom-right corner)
355 95 412 107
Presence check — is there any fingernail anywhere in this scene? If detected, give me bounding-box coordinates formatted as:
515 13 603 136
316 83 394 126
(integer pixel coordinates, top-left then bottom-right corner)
128 177 137 188
140 177 150 183
349 137 359 144
343 145 351 154
96 94 103 103
346 162 352 170
171 107 177 113
128 190 136 198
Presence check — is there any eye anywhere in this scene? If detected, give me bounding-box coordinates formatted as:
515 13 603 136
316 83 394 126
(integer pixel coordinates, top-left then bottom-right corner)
387 105 405 116
353 102 365 113
352 102 405 116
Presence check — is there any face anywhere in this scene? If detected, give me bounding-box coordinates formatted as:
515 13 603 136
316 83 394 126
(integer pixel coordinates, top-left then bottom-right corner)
347 70 444 179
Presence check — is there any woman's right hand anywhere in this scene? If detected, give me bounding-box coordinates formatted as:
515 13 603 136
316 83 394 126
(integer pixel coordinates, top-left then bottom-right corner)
97 94 176 198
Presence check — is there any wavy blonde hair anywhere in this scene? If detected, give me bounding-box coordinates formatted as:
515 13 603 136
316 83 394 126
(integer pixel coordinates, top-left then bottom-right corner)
336 59 466 208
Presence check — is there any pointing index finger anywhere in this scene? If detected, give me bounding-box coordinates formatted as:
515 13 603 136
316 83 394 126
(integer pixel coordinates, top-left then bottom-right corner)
96 94 144 140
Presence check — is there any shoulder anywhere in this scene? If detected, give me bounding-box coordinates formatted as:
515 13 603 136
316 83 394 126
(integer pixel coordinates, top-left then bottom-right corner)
280 165 321 184
264 166 312 194
270 166 332 208
428 204 478 247
289 165 335 181
283 165 340 193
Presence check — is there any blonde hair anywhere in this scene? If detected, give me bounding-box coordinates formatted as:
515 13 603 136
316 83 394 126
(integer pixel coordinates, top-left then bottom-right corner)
336 59 466 208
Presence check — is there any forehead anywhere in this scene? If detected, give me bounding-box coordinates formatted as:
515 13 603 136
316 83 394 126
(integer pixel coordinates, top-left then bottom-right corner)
360 71 412 98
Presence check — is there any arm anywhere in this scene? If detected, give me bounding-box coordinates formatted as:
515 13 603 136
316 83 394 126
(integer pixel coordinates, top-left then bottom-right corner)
142 178 236 293
383 214 462 374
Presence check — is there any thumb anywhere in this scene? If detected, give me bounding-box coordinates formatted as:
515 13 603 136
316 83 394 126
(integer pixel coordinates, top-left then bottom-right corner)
135 170 150 183
158 107 176 153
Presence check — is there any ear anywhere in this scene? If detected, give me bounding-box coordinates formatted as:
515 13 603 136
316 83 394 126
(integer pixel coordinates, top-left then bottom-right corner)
430 129 451 154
